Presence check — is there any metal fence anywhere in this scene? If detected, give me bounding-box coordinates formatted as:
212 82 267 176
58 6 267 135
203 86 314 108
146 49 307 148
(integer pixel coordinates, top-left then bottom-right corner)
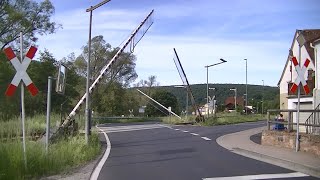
267 109 320 134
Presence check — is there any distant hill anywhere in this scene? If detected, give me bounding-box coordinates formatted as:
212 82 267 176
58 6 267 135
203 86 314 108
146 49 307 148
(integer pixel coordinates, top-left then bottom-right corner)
152 83 279 112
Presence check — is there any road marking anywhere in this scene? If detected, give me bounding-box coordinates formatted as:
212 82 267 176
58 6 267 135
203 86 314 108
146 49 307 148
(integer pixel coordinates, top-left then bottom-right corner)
202 172 308 180
98 124 165 133
190 133 199 136
201 137 211 141
90 126 112 180
174 129 180 130
182 130 189 133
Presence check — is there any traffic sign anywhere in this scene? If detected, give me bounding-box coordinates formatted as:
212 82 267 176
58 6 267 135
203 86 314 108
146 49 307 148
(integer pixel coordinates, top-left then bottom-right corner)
290 56 310 94
4 46 39 96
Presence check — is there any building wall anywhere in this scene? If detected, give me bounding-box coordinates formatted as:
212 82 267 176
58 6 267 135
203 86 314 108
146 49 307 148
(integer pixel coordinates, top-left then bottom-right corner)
288 97 313 133
279 93 288 118
279 34 314 95
314 43 320 107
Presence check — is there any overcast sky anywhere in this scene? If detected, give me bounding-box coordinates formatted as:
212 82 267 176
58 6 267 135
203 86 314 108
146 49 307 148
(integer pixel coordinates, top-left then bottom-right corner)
36 0 320 87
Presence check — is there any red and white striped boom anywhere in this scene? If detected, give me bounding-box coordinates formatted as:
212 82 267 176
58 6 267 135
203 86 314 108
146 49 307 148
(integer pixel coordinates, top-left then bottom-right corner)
60 10 154 128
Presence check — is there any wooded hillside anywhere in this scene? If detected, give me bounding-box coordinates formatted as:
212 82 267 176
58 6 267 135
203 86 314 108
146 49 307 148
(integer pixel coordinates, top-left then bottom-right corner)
157 83 279 113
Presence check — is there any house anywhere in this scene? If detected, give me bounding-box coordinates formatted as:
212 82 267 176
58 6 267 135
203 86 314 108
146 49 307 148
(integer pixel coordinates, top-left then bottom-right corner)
278 29 320 132
198 100 217 115
224 96 244 110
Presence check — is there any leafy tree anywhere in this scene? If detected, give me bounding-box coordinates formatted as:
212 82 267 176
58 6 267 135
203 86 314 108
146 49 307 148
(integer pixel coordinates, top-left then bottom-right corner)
145 90 180 117
71 35 139 116
0 0 60 50
74 35 137 86
0 51 19 119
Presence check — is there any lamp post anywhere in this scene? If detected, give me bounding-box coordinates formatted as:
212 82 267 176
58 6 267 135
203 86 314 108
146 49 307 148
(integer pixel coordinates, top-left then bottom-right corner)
174 85 188 119
230 88 237 111
205 58 227 118
262 80 264 114
244 59 248 115
85 0 111 144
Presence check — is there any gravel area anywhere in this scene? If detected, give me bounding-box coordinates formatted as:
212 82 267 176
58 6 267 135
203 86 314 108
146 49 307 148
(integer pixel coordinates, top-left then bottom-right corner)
41 158 99 180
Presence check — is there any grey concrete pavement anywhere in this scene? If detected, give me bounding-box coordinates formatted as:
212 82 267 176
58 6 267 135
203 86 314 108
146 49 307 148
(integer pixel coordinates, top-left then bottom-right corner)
217 126 320 178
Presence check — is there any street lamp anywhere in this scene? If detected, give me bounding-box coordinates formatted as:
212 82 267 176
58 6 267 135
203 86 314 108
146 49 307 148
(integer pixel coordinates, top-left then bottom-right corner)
85 0 111 144
205 58 227 118
230 88 237 111
174 85 188 119
244 59 248 115
262 80 264 115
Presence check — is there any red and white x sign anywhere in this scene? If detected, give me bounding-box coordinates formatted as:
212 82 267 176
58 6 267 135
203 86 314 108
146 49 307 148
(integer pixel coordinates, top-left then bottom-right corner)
4 46 39 96
290 56 310 94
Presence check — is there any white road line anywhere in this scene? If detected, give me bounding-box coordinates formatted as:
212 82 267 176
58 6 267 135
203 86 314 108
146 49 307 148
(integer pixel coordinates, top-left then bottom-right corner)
190 133 199 136
98 124 165 133
102 126 164 133
182 130 189 133
201 137 211 141
99 124 162 130
174 129 180 130
202 172 308 180
90 126 112 180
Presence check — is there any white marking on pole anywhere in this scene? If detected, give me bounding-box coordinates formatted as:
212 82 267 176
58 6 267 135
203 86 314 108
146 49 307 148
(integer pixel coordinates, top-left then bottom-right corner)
137 89 181 119
201 137 211 141
90 126 112 180
190 133 199 136
182 130 189 133
202 172 308 180
20 32 27 168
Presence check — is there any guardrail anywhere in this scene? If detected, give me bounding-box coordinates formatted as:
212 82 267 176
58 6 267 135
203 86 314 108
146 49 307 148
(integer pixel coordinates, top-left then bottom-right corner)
267 109 320 132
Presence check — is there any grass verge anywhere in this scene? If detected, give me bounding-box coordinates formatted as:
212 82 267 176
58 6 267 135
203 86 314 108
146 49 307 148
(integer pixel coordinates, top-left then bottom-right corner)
0 114 59 140
199 113 266 126
93 117 161 125
160 113 266 126
0 132 101 180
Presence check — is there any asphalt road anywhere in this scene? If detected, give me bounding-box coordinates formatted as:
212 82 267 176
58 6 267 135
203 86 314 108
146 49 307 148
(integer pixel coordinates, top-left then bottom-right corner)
96 121 317 180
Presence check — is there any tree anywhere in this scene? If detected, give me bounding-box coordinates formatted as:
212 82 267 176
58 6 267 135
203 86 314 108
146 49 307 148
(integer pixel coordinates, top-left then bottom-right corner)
145 90 180 117
0 51 19 119
133 75 160 96
72 35 139 116
0 0 60 50
74 35 137 86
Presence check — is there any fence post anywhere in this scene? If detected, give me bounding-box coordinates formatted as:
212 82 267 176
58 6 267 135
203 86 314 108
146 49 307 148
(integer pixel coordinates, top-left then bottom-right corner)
288 111 292 132
267 111 270 130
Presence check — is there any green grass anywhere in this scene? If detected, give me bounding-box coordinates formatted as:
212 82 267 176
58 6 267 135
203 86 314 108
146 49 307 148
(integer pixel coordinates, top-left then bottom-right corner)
93 117 161 125
0 114 101 180
0 114 60 140
159 112 266 126
0 132 101 180
199 113 266 126
161 115 195 124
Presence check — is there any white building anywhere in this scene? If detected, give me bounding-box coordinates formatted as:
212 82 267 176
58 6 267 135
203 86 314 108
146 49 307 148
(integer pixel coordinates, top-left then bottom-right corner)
278 29 320 132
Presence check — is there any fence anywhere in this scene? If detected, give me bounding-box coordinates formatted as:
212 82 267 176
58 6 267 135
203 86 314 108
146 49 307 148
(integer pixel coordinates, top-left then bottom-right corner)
267 109 320 134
